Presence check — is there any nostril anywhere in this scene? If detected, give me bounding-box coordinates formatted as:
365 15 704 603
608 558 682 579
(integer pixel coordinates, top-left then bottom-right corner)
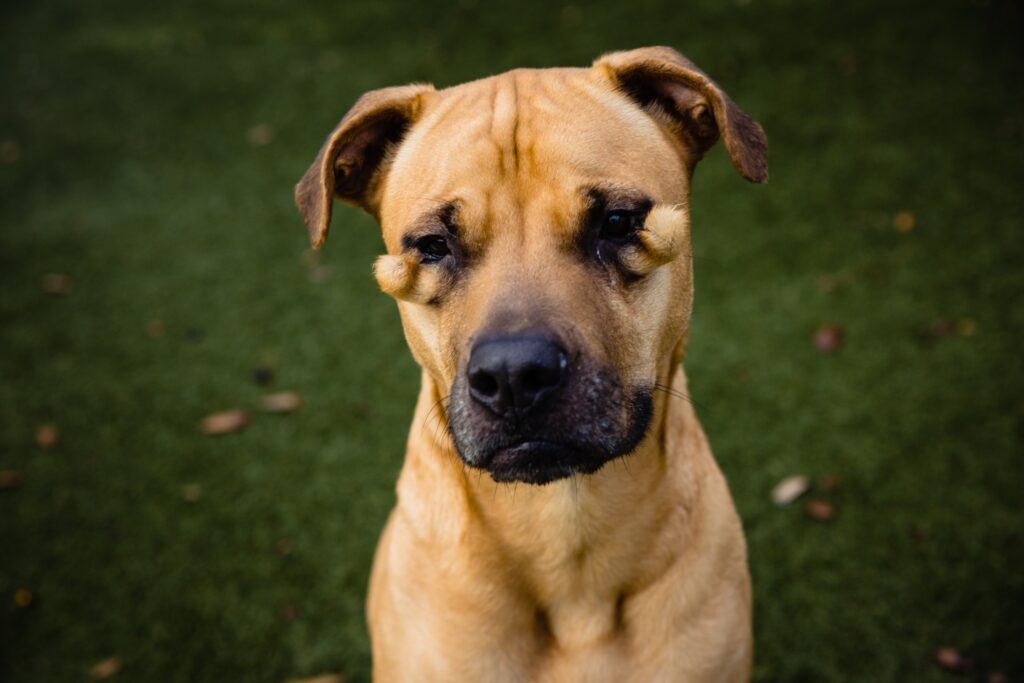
520 366 547 394
469 368 499 398
521 358 564 393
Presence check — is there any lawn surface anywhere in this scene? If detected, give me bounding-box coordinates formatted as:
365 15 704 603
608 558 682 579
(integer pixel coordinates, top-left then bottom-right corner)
2 0 1022 681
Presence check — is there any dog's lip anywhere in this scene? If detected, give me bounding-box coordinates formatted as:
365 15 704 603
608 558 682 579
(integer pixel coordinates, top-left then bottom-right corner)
490 440 581 464
484 440 608 484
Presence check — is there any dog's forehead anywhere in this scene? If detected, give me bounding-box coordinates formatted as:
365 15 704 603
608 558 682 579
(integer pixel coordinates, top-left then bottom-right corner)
379 67 688 241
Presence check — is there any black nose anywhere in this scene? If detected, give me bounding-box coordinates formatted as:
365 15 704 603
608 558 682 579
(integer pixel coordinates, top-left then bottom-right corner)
467 336 568 417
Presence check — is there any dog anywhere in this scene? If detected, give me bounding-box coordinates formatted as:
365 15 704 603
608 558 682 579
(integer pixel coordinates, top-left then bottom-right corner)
295 46 767 682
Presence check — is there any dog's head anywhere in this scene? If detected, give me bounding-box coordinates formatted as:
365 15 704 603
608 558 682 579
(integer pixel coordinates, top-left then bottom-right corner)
296 47 766 485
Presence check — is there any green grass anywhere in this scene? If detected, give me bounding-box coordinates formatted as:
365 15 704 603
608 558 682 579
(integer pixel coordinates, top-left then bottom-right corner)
2 0 1022 681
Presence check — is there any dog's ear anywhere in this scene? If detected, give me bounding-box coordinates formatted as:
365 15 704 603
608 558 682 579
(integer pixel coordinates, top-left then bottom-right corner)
593 46 767 183
295 83 434 249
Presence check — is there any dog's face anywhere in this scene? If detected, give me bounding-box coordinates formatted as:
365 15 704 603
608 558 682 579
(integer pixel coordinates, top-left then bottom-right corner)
296 47 766 485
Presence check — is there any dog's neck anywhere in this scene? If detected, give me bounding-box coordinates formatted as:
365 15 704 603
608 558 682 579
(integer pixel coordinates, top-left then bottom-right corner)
394 364 707 604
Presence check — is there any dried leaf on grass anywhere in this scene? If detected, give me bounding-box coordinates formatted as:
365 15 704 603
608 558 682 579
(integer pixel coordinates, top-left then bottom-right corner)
813 324 845 353
910 524 930 544
804 498 836 522
247 123 275 146
893 210 916 233
817 273 843 293
934 646 975 673
181 483 202 502
0 139 21 164
930 318 977 338
145 319 165 339
0 470 24 490
14 588 33 607
36 424 59 448
771 475 809 506
200 409 250 435
89 656 122 680
41 273 72 295
929 319 957 337
956 318 977 337
262 391 304 414
816 474 841 492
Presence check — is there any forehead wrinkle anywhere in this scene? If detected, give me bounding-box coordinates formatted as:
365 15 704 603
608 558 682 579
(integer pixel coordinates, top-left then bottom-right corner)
488 74 520 179
487 73 525 246
455 72 524 250
509 74 593 248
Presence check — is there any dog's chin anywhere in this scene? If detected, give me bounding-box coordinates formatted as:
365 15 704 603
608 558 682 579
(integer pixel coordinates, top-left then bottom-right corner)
486 441 611 485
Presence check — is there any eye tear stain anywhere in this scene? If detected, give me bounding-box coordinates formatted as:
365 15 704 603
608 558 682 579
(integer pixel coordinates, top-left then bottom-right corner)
617 204 689 276
373 253 442 304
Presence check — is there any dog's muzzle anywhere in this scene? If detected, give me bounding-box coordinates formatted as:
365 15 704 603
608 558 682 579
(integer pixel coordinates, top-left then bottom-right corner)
448 334 653 485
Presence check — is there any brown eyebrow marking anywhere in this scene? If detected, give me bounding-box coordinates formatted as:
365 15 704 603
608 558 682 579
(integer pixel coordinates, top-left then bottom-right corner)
401 200 460 250
577 184 654 244
581 184 653 211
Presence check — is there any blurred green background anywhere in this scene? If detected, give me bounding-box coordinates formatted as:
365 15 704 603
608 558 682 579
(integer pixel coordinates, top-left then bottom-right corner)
2 0 1022 681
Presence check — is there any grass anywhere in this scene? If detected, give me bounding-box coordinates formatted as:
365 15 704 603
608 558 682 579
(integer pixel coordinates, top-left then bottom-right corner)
1 0 1022 681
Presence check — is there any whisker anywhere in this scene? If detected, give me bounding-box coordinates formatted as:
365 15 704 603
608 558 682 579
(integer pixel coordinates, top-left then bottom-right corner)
430 405 448 446
421 393 450 436
427 397 466 480
653 382 708 412
432 405 448 444
620 454 634 480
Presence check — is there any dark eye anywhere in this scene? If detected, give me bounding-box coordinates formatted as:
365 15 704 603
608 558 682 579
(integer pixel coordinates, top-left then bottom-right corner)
414 235 450 263
600 210 643 240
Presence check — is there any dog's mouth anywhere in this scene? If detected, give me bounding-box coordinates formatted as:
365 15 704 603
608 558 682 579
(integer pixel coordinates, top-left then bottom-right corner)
487 440 610 485
447 364 654 485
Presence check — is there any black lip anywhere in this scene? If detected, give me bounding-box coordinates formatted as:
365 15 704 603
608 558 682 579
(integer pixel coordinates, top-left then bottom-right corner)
486 441 609 485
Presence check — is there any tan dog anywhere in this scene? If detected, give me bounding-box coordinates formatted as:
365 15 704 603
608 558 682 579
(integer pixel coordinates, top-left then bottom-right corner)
295 46 767 682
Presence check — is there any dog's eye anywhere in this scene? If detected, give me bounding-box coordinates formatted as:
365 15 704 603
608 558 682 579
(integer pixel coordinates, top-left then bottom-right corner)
414 235 451 263
600 210 643 240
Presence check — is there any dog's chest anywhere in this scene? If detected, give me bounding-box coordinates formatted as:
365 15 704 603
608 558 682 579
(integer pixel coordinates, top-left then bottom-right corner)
543 594 622 649
491 481 640 641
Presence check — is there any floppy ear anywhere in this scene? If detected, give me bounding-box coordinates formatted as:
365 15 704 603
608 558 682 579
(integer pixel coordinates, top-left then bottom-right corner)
294 83 434 249
593 46 767 183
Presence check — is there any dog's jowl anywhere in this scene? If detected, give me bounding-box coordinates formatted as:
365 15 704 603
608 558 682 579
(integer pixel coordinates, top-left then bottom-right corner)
296 46 767 683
